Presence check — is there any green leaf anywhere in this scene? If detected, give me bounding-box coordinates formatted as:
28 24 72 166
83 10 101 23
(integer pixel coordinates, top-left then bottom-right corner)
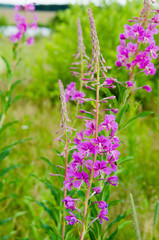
116 103 128 126
118 156 134 164
118 220 132 230
1 138 33 151
106 228 118 240
40 157 55 169
0 164 22 177
0 149 11 162
0 217 12 226
0 236 10 240
1 56 12 84
14 211 26 218
88 228 96 240
106 212 127 231
11 95 22 105
10 80 22 92
0 121 18 135
108 199 124 209
153 200 159 227
36 201 58 225
119 111 153 131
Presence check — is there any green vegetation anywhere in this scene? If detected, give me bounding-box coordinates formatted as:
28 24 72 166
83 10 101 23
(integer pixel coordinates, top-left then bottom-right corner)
0 0 159 239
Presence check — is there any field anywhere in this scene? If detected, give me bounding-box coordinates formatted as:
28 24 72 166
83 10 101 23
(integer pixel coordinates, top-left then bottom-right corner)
0 8 55 25
0 1 159 240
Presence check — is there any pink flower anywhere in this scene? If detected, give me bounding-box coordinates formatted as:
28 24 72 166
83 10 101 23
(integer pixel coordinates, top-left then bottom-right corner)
98 201 108 209
142 85 152 92
100 114 118 135
63 197 75 210
98 209 109 224
93 160 111 178
93 187 101 194
27 37 34 46
125 81 133 87
65 212 78 225
25 4 35 12
107 176 118 186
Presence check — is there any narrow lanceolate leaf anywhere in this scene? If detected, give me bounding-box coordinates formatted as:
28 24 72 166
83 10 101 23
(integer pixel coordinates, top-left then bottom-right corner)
153 200 159 227
130 193 141 240
0 236 10 240
0 121 18 136
0 149 11 162
36 201 58 225
116 103 128 127
106 228 118 240
119 111 153 131
1 56 12 84
1 138 33 151
118 156 134 164
10 80 22 92
0 164 22 177
40 157 55 169
106 212 127 231
0 217 12 225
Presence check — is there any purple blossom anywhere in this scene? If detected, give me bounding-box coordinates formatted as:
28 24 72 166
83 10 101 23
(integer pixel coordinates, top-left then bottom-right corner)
93 160 111 178
107 176 118 186
10 4 37 46
74 131 84 144
65 212 78 225
77 140 97 158
85 120 103 136
142 85 152 92
25 4 35 12
84 159 93 172
125 81 134 87
73 171 89 188
27 37 34 46
144 62 156 75
65 82 85 103
69 151 84 171
93 187 101 194
146 41 159 59
116 17 159 82
98 201 108 209
91 135 112 154
63 196 75 210
100 114 118 135
63 177 73 191
17 22 27 33
98 209 109 224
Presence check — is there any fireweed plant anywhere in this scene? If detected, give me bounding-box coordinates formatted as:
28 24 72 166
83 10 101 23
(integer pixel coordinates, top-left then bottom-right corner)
0 3 37 237
115 0 159 106
50 1 159 239
65 18 89 119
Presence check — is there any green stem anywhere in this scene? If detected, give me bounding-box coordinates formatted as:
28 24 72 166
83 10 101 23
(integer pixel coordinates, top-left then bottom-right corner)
62 130 68 240
80 61 100 240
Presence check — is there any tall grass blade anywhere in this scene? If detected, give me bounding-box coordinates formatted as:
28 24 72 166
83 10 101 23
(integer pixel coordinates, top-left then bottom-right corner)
130 193 141 240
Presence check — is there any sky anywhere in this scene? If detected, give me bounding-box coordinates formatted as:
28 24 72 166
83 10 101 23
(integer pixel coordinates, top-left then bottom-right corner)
0 0 126 5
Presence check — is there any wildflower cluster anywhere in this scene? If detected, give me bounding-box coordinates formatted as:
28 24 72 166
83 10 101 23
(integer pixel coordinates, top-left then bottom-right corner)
116 0 159 90
62 9 120 239
10 3 38 45
65 82 85 104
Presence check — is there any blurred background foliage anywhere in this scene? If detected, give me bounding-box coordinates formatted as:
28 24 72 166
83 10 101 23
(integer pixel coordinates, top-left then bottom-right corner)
0 0 159 239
